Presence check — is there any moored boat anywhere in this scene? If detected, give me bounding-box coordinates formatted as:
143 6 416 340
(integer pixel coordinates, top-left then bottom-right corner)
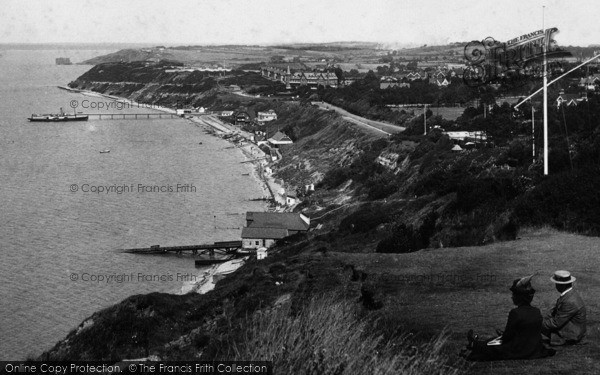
28 108 88 122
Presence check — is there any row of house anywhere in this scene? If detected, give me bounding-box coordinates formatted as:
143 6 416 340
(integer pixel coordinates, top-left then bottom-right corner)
380 68 461 88
226 109 277 126
578 74 600 91
261 66 339 89
380 77 411 89
556 92 588 108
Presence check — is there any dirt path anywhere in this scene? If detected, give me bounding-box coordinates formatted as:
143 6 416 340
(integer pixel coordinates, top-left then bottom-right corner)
311 101 405 136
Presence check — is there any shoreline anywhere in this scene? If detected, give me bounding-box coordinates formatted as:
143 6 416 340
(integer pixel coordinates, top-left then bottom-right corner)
179 257 248 295
58 85 177 114
61 85 289 294
186 115 287 207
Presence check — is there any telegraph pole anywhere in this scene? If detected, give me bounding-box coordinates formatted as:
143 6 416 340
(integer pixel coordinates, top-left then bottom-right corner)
423 104 427 135
531 102 535 163
542 6 549 175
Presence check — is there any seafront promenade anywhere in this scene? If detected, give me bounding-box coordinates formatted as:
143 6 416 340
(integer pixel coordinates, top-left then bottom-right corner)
189 115 288 207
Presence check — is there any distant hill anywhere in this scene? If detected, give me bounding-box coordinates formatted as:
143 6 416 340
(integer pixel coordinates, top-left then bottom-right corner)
81 48 176 65
80 42 599 68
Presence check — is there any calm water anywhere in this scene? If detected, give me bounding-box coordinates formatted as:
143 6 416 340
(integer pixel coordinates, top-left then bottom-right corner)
0 48 266 359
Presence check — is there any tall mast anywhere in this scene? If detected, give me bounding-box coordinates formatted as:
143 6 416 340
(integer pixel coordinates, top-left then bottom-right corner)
543 6 549 175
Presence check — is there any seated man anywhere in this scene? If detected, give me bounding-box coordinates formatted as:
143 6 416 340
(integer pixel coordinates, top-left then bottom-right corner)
542 270 587 345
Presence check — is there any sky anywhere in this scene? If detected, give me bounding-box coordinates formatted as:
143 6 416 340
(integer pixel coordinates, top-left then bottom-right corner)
2 0 599 47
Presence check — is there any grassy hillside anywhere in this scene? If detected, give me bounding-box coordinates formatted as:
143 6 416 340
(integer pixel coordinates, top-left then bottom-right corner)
333 227 600 375
40 228 599 374
53 62 600 373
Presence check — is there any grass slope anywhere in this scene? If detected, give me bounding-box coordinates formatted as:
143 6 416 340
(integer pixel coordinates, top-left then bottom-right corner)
333 227 600 375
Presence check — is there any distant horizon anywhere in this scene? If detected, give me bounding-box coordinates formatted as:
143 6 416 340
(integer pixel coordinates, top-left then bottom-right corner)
3 0 600 47
1 41 599 50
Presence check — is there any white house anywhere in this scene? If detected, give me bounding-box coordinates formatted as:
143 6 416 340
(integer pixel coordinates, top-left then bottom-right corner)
176 108 193 116
444 131 487 142
376 152 400 170
257 109 277 122
241 227 289 249
256 247 268 260
286 194 298 206
268 131 293 146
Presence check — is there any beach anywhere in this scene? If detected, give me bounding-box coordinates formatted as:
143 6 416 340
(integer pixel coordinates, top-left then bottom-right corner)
187 115 288 207
61 87 289 295
61 85 288 207
179 257 248 295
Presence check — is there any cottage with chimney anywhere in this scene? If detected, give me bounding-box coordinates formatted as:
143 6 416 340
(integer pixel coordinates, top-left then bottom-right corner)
241 212 310 249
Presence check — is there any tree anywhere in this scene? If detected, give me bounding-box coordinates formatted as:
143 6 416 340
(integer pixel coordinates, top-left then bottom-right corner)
334 67 344 85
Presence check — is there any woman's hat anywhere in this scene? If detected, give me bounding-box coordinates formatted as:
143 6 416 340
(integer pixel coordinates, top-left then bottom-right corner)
550 270 576 284
510 273 536 295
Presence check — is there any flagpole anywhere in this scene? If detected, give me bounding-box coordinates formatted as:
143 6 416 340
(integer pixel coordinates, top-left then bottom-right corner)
543 6 549 175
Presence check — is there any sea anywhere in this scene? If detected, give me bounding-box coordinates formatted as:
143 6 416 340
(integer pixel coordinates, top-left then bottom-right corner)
0 46 266 360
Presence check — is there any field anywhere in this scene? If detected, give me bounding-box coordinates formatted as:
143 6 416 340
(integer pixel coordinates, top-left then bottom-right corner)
329 227 600 375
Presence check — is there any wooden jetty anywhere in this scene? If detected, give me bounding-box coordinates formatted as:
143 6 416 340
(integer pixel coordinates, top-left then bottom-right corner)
84 113 178 120
121 240 243 256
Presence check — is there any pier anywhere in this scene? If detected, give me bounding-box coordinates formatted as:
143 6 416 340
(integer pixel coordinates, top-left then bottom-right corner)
121 240 243 256
83 113 179 120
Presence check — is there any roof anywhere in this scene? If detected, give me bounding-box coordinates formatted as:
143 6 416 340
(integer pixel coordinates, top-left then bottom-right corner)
557 94 581 102
241 227 289 239
302 72 321 79
269 131 293 143
434 78 448 85
321 73 337 79
246 211 310 231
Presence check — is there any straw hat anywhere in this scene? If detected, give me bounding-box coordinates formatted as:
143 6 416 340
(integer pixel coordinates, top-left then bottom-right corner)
550 270 576 284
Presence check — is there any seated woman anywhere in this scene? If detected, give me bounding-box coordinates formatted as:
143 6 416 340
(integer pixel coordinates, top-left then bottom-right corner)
464 274 555 361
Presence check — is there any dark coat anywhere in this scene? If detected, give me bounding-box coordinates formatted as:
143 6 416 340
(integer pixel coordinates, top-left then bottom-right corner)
542 289 586 344
469 304 552 361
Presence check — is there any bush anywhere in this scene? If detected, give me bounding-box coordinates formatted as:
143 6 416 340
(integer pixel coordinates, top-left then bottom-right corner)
456 176 519 212
376 212 437 253
514 167 600 234
320 167 351 189
376 224 420 253
339 203 396 233
366 172 398 200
